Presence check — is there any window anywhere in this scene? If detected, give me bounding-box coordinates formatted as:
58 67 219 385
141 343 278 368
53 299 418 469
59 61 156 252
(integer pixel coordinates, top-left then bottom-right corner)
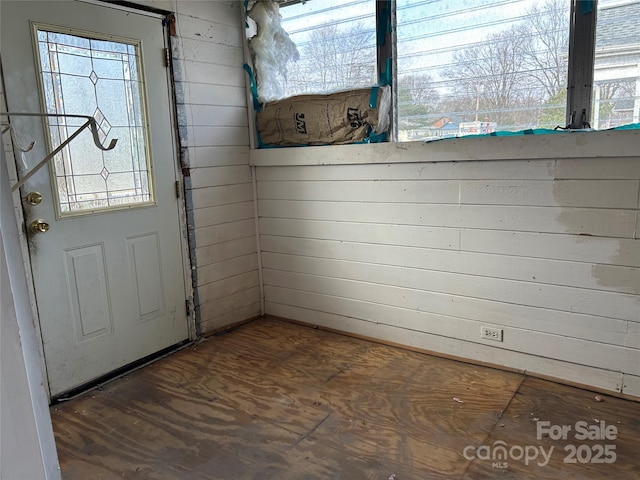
396 0 571 140
592 0 640 129
34 25 153 215
279 0 377 97
268 0 640 141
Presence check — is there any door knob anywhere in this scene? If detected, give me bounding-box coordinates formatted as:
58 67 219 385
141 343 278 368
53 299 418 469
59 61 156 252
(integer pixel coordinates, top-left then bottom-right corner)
30 219 50 234
26 191 43 205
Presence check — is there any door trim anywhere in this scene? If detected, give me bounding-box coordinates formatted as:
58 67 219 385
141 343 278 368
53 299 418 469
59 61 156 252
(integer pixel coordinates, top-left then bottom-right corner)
1 110 52 397
159 10 198 343
79 0 168 19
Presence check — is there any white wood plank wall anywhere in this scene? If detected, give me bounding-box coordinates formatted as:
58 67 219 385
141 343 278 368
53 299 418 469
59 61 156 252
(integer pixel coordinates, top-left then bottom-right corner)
167 0 260 333
255 139 640 396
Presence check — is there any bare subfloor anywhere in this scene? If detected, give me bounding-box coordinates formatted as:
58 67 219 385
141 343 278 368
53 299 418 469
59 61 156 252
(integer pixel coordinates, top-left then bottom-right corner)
52 317 640 479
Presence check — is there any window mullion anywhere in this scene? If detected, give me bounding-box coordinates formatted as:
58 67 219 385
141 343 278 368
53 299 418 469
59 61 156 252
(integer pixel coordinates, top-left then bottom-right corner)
376 0 396 140
566 0 598 128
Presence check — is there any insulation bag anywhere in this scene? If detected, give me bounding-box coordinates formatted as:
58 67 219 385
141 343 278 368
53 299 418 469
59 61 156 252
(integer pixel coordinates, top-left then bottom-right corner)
256 86 390 147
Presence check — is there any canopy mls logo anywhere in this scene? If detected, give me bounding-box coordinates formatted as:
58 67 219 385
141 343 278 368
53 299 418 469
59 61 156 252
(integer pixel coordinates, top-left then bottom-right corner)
462 419 618 469
294 113 307 134
463 441 554 469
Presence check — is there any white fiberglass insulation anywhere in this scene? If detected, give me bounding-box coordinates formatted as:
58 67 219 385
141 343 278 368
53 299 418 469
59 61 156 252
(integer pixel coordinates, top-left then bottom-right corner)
247 0 299 103
246 0 390 141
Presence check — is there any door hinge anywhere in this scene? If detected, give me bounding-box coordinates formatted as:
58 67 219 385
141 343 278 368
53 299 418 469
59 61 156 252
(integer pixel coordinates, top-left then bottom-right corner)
186 297 194 316
175 180 181 198
163 47 170 68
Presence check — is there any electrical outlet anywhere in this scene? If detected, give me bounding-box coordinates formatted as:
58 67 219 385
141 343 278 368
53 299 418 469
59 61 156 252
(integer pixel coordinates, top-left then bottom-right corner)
481 326 503 342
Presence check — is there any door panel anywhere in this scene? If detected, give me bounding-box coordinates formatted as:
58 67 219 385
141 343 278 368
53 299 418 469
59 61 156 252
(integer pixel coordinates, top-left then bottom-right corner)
127 233 165 322
64 243 113 341
1 0 188 397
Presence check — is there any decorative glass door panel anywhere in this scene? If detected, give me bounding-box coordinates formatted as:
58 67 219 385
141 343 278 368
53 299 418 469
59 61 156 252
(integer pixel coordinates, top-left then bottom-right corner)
34 25 154 216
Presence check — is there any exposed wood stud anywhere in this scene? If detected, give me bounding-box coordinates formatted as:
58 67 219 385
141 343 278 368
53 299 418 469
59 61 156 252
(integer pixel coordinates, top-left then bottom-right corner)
166 13 177 37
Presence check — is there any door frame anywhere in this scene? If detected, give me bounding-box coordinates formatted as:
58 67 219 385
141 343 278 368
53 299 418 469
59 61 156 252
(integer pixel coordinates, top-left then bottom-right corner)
2 0 196 399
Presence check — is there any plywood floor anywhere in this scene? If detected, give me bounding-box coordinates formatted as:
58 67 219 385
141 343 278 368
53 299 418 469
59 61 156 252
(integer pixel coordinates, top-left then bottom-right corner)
52 317 640 479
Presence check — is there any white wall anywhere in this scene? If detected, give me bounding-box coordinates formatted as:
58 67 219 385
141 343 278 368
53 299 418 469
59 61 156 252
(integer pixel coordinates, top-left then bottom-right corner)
0 2 258 475
129 0 262 333
1 147 60 479
171 0 260 333
252 131 640 397
1 0 261 340
0 56 59 480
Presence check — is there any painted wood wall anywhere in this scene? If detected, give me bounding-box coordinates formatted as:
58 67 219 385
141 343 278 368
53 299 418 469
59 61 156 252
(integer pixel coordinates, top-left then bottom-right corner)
151 0 261 333
0 2 259 475
251 133 640 397
2 1 637 408
1 146 60 478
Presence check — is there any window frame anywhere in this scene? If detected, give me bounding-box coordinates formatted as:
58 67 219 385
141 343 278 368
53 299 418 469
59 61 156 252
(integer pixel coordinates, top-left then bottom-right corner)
566 0 598 129
31 22 156 217
271 0 630 143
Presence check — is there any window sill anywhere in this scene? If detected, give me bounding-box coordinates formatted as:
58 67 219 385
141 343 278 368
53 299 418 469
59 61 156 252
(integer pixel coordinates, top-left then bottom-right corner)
249 129 640 167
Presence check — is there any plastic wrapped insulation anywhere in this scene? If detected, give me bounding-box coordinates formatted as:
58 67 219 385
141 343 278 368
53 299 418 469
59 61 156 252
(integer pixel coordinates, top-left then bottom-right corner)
256 86 391 147
376 86 391 134
247 0 299 103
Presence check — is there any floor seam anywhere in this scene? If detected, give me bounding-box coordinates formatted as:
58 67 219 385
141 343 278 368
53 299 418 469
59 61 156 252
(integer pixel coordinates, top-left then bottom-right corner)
291 412 332 447
459 372 528 478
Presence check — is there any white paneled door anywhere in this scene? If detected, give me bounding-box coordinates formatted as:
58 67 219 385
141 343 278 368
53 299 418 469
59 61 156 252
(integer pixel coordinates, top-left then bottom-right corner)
1 1 189 398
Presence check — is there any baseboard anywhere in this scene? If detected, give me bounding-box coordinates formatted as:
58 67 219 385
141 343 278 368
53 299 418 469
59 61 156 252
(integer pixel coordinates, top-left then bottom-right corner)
203 314 263 337
264 312 640 403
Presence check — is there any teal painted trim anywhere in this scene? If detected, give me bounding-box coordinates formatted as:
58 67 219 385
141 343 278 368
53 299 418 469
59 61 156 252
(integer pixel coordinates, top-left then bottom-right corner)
378 57 392 86
243 62 265 147
359 131 388 143
376 0 393 46
611 122 640 130
579 0 594 15
242 63 262 112
424 123 640 143
369 86 379 109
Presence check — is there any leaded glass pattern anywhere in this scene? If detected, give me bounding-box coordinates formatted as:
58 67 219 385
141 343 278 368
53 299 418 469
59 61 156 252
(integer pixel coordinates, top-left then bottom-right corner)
35 27 153 214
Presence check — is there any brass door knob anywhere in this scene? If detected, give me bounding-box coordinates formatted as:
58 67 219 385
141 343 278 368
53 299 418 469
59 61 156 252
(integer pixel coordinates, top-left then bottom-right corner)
30 219 50 234
26 191 43 205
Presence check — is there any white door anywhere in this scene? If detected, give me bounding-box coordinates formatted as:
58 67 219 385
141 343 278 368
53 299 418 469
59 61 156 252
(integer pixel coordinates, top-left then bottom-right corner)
1 0 189 398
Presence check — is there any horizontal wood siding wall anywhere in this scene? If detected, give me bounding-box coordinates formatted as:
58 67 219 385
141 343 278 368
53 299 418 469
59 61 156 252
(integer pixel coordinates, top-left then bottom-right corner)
170 0 260 333
256 155 640 396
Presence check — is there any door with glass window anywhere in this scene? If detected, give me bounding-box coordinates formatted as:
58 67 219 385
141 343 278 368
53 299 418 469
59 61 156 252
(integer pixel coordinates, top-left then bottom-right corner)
1 0 188 398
